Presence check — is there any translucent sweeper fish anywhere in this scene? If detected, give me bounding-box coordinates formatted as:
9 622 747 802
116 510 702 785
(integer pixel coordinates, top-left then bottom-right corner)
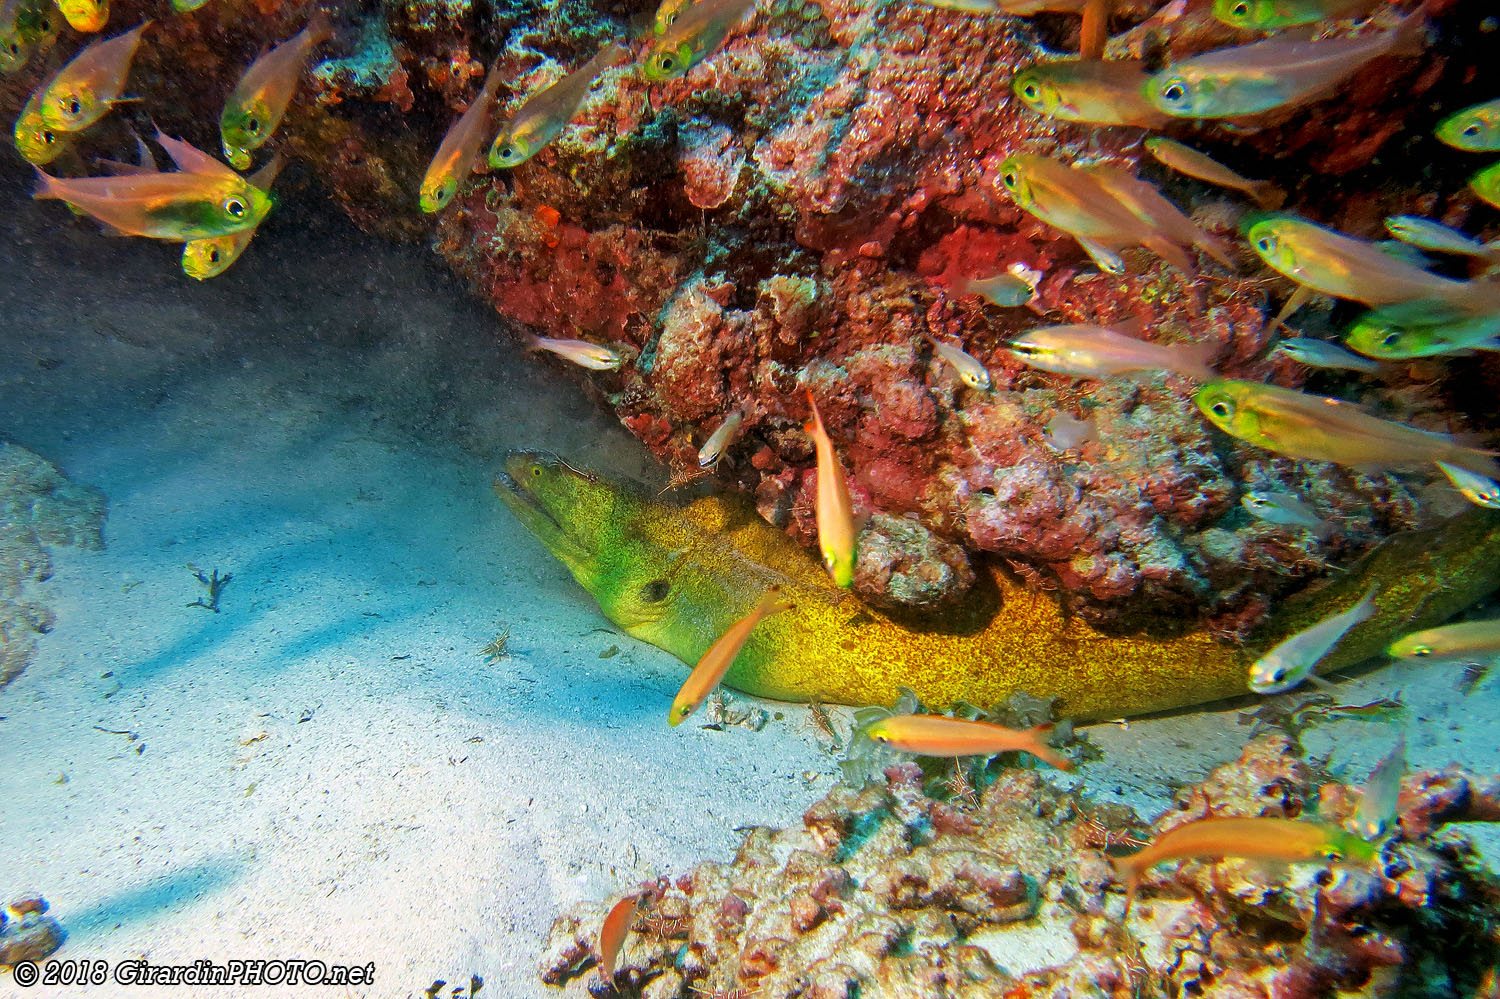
643 0 757 81
697 407 744 468
1248 584 1377 694
1435 97 1500 153
863 714 1073 770
1389 617 1500 661
1384 215 1500 262
40 20 148 132
1211 0 1377 31
669 586 792 726
925 334 991 390
420 61 505 212
1352 737 1405 840
961 264 1038 307
1472 161 1500 211
1110 816 1377 913
525 334 624 370
488 41 629 169
1272 337 1382 374
1146 10 1425 119
182 154 283 280
13 86 69 165
804 389 857 588
1011 60 1168 129
1434 460 1500 509
1241 490 1328 531
55 0 106 32
1344 309 1500 360
219 14 333 170
1195 379 1500 476
1144 136 1284 209
1008 324 1216 380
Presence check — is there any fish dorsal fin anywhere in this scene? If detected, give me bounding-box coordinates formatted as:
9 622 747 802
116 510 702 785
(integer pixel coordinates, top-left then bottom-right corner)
154 128 240 179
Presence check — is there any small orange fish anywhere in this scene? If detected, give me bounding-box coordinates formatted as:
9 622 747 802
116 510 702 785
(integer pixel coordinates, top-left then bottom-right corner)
41 21 148 132
1110 816 1377 912
220 13 333 169
1144 137 1284 210
420 60 506 212
597 893 639 987
803 389 856 588
670 586 793 726
864 714 1073 770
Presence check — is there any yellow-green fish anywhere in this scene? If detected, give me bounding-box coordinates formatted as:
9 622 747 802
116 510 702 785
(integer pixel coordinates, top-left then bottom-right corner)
925 334 991 390
1473 161 1500 210
1195 378 1499 475
652 0 689 34
220 13 332 170
1245 214 1500 317
804 389 857 588
488 41 629 169
1144 136 1284 209
1211 0 1377 32
643 0 756 80
1344 309 1500 359
998 154 1196 273
420 61 505 211
1081 162 1236 271
1146 12 1423 119
54 0 106 32
171 0 210 10
1435 98 1500 152
0 0 30 71
40 20 147 132
1011 60 1168 129
34 151 271 240
1384 215 1500 262
1434 460 1500 510
13 85 68 164
182 154 282 280
1389 618 1500 661
1248 584 1376 694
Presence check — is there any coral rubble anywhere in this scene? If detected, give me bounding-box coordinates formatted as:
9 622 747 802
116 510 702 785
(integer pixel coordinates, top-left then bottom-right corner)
0 443 105 688
541 735 1500 998
0 895 64 965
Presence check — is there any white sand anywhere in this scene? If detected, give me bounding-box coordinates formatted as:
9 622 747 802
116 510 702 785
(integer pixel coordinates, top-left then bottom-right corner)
0 185 1494 999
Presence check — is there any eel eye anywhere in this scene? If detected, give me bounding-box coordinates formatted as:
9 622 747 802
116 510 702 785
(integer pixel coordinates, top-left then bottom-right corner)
530 465 543 477
1210 401 1232 419
223 197 247 218
640 579 671 603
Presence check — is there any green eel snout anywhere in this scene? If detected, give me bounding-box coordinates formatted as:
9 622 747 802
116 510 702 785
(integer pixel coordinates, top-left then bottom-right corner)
495 450 1500 721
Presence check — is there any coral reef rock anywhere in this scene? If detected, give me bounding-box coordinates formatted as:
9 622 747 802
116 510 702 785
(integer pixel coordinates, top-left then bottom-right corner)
541 735 1500 998
0 443 106 688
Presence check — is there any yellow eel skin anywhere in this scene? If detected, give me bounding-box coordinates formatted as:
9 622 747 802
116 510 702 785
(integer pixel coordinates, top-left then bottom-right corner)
495 450 1500 721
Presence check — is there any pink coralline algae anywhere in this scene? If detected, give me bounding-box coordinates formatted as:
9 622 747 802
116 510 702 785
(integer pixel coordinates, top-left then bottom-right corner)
540 734 1500 998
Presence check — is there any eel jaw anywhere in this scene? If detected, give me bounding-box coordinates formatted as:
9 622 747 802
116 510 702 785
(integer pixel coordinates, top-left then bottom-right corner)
491 452 595 579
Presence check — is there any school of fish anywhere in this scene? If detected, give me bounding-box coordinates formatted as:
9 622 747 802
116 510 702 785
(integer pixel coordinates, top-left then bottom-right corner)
5 0 1498 965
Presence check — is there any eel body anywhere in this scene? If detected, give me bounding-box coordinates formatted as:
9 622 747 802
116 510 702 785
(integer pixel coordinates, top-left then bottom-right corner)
495 450 1500 721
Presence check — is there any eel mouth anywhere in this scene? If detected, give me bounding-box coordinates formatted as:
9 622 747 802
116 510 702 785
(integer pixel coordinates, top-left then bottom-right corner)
492 450 591 572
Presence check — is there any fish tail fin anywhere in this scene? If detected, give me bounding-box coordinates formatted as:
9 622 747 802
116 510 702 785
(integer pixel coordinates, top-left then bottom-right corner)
1079 0 1110 59
1172 339 1219 380
1249 181 1286 211
477 57 508 101
1386 1 1430 57
1194 230 1238 272
304 9 335 47
594 39 634 73
1143 235 1196 277
1354 582 1380 621
804 388 825 437
31 168 61 201
1108 855 1139 916
754 584 796 618
1025 723 1074 771
1441 448 1500 481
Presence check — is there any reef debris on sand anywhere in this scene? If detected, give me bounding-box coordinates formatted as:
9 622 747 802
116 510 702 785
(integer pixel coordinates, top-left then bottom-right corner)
0 443 106 688
539 734 1500 998
0 895 64 965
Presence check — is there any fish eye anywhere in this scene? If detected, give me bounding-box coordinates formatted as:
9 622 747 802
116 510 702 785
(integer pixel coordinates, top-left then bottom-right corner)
223 197 246 218
247 117 260 134
1412 646 1431 657
1002 170 1018 188
209 249 221 263
659 55 675 71
498 145 515 161
640 579 671 603
1255 235 1274 253
1021 83 1039 100
7 42 18 55
1381 331 1401 347
1162 81 1187 104
1210 400 1232 419
1326 849 1344 863
530 465 543 477
1231 0 1249 13
63 95 80 116
1463 122 1481 138
41 130 54 144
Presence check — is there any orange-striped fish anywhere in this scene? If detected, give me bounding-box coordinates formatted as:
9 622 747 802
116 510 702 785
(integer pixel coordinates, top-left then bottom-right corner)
669 586 793 726
526 334 624 370
1110 816 1377 912
41 21 147 132
804 389 856 588
220 13 332 170
597 893 639 987
864 714 1073 770
420 60 505 212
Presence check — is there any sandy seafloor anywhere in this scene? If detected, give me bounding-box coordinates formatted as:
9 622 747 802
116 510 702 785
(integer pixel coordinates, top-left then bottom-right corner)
0 169 1497 999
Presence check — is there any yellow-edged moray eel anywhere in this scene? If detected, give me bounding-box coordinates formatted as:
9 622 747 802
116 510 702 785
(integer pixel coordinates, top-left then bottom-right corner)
495 450 1500 721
